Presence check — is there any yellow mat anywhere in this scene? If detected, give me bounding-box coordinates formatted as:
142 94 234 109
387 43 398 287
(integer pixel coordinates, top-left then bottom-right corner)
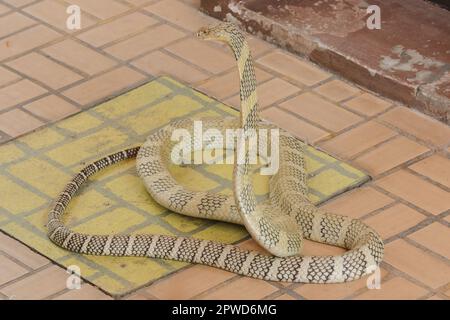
0 77 369 296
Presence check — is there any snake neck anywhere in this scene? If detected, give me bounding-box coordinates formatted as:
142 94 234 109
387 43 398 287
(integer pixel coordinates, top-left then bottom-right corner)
225 32 260 131
201 24 261 236
221 30 260 226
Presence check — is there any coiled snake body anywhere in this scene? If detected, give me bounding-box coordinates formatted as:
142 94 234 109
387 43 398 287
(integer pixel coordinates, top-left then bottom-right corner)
48 23 383 283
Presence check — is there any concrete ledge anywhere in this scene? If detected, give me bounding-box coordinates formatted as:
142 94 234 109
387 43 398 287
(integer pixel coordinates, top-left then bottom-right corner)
201 0 450 124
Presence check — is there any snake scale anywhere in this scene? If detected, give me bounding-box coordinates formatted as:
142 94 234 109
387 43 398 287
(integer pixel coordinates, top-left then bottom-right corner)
48 23 383 283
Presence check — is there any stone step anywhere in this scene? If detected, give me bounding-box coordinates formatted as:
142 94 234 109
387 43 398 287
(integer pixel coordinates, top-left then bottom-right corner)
201 0 450 124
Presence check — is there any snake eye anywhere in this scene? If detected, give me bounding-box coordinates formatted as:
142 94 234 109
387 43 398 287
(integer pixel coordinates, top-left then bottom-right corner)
196 28 208 38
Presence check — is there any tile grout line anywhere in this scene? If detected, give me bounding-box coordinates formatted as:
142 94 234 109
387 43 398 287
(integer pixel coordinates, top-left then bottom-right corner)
0 259 56 292
352 149 435 181
403 166 450 193
0 20 40 42
369 182 446 218
0 249 40 273
403 236 450 263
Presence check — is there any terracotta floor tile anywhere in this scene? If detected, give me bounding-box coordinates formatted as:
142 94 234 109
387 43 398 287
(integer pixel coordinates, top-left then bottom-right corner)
126 0 151 6
0 12 36 38
0 132 10 143
280 92 362 132
198 67 272 100
379 107 450 147
0 255 28 286
0 265 68 299
0 78 46 111
144 0 215 31
224 95 241 109
275 293 296 300
0 66 20 87
376 170 450 215
427 294 444 300
197 71 239 100
23 0 96 32
319 121 397 159
445 288 450 298
384 239 450 289
364 203 425 240
0 109 44 137
7 53 83 90
104 24 186 60
0 25 61 61
42 39 117 76
409 155 450 188
65 0 129 20
344 93 392 116
23 95 80 121
353 136 429 176
0 233 48 269
257 78 301 108
237 239 267 254
0 3 10 15
320 187 394 219
3 0 37 8
132 50 209 83
247 35 275 57
145 265 235 299
313 79 360 102
257 51 331 86
217 77 300 109
78 12 158 47
180 0 201 5
53 284 112 300
354 277 428 300
294 269 388 300
408 223 450 259
62 67 146 106
198 277 278 300
166 38 236 74
262 107 330 144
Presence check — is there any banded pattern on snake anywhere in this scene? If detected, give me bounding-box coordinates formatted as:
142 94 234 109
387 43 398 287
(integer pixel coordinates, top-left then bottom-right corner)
48 23 383 283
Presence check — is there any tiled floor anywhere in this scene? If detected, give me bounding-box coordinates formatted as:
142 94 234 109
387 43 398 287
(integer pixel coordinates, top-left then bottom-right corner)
0 0 449 300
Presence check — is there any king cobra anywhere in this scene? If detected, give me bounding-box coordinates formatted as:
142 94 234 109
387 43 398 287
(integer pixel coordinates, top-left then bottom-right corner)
48 22 383 283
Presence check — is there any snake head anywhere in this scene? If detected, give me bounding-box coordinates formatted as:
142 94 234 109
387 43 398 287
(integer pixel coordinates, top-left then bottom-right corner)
196 22 238 41
196 26 213 40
